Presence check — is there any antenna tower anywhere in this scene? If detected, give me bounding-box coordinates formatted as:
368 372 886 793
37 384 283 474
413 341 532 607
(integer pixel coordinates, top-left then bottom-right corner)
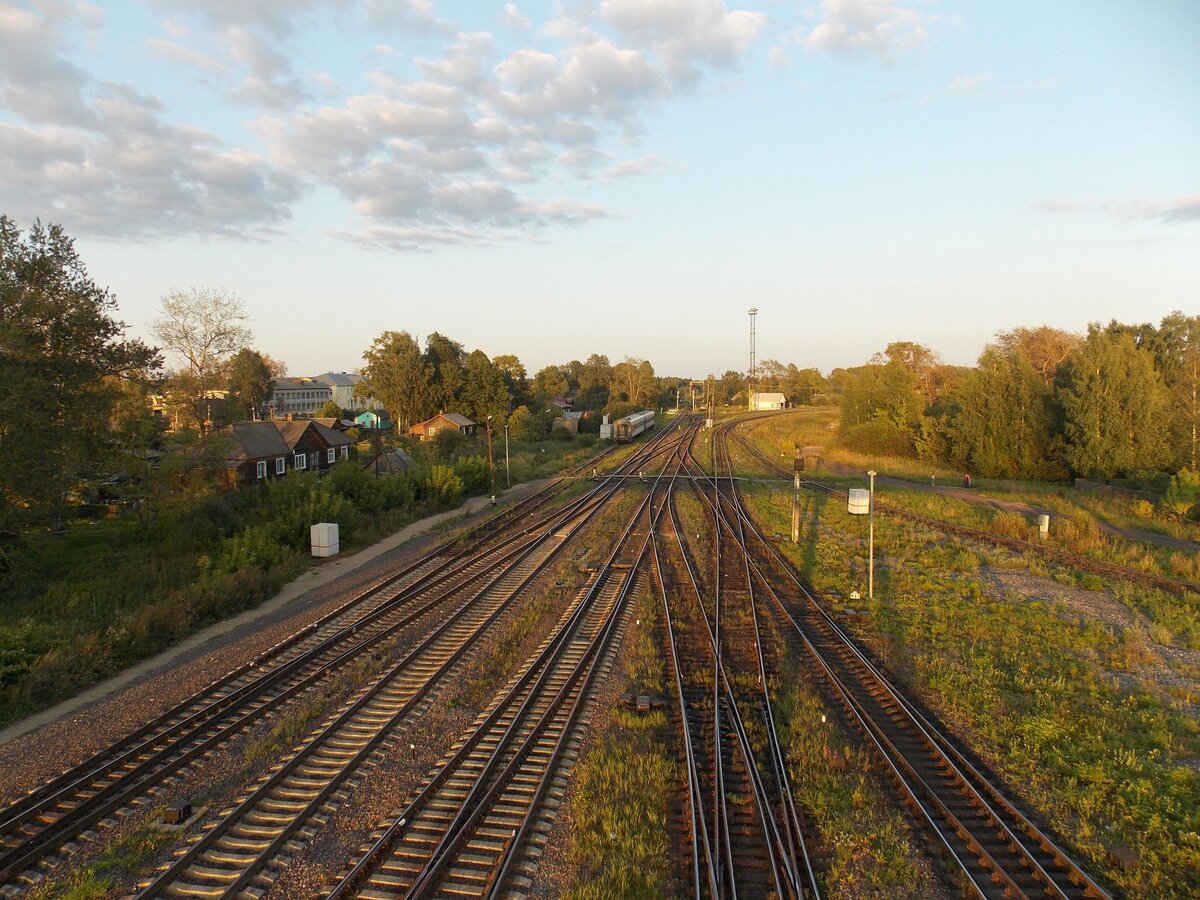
747 307 758 410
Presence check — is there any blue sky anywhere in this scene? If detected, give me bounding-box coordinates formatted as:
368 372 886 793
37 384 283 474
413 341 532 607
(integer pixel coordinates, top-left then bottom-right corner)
2 0 1196 378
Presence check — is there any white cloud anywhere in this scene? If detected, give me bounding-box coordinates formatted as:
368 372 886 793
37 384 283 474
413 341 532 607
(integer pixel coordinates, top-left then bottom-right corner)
0 0 760 250
1034 195 1200 225
145 36 227 77
600 0 765 84
805 0 941 61
503 3 531 31
0 3 299 238
600 154 660 181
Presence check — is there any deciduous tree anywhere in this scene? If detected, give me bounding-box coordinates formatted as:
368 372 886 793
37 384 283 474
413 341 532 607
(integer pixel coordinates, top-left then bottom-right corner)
461 350 510 424
153 287 252 429
358 331 433 431
946 346 1058 478
226 347 274 420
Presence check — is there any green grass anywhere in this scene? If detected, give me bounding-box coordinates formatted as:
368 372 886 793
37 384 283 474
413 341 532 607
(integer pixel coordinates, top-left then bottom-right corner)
564 586 678 899
26 822 173 899
742 482 1200 897
773 670 936 897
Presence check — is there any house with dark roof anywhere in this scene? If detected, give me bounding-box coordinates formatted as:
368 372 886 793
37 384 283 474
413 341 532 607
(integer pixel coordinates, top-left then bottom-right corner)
408 412 478 441
275 419 355 473
362 448 414 476
225 422 292 486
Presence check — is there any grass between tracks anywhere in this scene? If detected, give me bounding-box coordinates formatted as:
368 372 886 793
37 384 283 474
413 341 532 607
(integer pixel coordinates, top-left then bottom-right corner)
25 821 173 900
564 587 677 899
771 662 940 897
673 485 938 895
741 480 1200 897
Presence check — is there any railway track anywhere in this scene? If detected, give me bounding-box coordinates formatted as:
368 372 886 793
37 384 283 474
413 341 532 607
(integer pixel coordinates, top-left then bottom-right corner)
323 422 698 898
126 421 692 898
0 436 665 892
697 419 1111 899
637 437 821 897
729 422 1200 599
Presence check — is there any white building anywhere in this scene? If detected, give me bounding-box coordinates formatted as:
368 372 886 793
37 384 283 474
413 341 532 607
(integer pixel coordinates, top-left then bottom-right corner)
750 392 786 410
315 372 368 411
270 376 333 415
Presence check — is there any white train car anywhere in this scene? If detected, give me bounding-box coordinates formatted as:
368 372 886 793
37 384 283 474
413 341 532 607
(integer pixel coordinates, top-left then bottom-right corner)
613 409 655 442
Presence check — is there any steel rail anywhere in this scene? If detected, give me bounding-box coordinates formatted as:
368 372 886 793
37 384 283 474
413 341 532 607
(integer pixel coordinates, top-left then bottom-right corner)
648 520 719 900
0 433 665 887
698 421 1111 899
327 422 696 899
661 474 796 898
729 424 1200 599
0 443 656 886
709 425 822 898
452 436 691 898
134 422 689 899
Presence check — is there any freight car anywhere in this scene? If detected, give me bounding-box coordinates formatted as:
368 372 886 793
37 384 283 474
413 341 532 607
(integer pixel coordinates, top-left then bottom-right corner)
613 409 656 442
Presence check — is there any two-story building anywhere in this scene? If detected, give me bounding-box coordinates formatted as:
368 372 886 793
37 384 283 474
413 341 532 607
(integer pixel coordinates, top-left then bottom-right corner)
270 377 333 415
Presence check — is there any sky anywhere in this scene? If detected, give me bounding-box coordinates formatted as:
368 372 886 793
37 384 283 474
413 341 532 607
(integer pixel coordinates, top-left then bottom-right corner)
2 0 1197 379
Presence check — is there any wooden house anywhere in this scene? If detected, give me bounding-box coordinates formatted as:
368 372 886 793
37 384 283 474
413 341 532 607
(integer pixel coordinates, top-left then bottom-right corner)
408 412 478 441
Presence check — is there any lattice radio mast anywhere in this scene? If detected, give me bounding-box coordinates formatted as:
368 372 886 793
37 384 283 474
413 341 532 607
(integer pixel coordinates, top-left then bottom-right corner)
747 307 758 410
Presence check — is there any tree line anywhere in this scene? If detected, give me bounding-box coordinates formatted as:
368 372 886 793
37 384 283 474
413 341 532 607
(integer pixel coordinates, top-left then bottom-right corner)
837 319 1200 482
356 334 676 437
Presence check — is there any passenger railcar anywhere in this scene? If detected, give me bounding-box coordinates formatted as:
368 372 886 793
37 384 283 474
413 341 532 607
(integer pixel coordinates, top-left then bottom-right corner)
613 409 656 442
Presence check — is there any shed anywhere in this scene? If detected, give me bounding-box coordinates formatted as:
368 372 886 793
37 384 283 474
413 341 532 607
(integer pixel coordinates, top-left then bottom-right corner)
363 448 415 476
750 392 786 411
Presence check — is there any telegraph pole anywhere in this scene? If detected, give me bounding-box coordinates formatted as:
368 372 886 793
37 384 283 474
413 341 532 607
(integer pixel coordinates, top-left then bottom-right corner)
868 470 876 599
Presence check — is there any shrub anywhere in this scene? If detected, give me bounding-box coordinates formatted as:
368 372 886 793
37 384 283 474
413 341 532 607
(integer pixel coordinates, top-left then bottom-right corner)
840 419 915 457
454 456 491 494
428 465 464 504
1164 468 1200 519
1131 499 1155 519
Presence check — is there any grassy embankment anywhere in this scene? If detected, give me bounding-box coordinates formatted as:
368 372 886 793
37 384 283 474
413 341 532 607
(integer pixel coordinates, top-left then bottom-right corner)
739 471 1200 897
0 437 608 730
744 410 1200 620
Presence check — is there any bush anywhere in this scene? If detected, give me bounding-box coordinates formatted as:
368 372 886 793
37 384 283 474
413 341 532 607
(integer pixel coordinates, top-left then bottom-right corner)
428 465 464 504
840 419 915 456
507 405 542 442
454 456 491 494
1132 499 1155 519
1164 468 1200 519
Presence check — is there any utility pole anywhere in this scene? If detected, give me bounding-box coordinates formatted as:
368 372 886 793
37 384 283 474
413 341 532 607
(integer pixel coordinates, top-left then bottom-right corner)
486 416 495 490
504 423 510 489
868 470 876 599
